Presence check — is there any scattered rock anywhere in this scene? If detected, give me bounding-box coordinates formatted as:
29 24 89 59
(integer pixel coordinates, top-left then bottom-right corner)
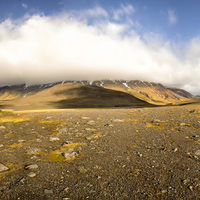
58 128 68 134
0 163 9 173
28 172 36 177
28 147 41 154
195 150 200 156
152 119 160 123
63 198 70 200
0 144 3 148
173 148 178 152
162 190 167 193
81 117 90 120
63 148 77 157
78 166 87 173
50 136 60 142
86 134 98 140
62 141 73 145
44 189 53 194
18 139 25 143
25 164 38 170
0 126 6 129
113 119 124 123
180 123 186 126
87 120 95 125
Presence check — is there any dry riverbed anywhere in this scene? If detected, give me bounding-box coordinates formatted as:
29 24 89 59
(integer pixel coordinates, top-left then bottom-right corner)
0 105 200 199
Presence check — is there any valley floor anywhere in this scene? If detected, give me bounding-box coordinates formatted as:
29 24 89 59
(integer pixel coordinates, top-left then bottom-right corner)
0 105 200 199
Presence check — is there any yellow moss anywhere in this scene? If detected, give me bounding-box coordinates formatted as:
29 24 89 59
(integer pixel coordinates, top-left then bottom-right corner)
0 162 23 178
97 119 105 121
0 116 30 123
47 143 86 162
130 146 137 148
9 143 23 148
90 129 97 131
7 133 18 137
38 120 61 125
146 123 164 127
52 132 60 135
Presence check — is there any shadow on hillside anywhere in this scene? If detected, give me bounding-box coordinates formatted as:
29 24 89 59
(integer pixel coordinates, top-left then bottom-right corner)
50 85 156 108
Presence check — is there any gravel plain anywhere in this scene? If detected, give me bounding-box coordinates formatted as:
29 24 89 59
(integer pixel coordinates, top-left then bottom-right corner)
0 105 200 199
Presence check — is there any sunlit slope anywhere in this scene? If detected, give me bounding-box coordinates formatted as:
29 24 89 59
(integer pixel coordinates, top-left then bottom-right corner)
90 80 196 105
0 80 198 110
0 83 153 109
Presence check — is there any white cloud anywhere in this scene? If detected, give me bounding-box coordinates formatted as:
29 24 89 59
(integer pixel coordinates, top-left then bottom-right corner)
112 4 135 21
22 3 28 9
168 10 177 25
0 6 199 95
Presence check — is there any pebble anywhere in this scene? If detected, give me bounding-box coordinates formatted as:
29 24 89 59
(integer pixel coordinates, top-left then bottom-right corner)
113 119 124 123
58 128 68 134
78 166 87 173
195 150 200 156
162 190 167 193
173 148 178 152
0 163 9 172
0 144 3 148
86 134 98 140
63 148 77 157
87 120 95 125
28 172 36 177
44 189 53 194
0 126 6 129
28 147 41 154
25 164 38 170
63 198 70 200
49 136 60 142
81 117 90 120
18 139 25 143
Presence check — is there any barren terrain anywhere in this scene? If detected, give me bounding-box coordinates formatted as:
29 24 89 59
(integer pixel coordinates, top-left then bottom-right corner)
0 104 200 199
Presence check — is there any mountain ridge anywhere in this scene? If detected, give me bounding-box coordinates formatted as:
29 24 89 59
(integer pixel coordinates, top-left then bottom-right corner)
0 80 198 110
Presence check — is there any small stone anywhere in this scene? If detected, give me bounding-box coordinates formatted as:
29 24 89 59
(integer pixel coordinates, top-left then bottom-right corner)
81 117 90 120
0 163 9 172
162 190 167 193
152 119 160 123
44 189 53 194
28 172 36 177
173 148 178 152
58 128 68 134
195 150 200 156
86 134 98 140
0 126 6 129
49 136 60 142
183 179 189 184
87 120 95 125
0 144 3 148
18 139 25 143
63 198 70 200
28 147 41 154
78 166 87 173
63 148 77 157
180 123 186 126
189 186 193 191
64 187 69 192
113 119 124 123
25 164 38 170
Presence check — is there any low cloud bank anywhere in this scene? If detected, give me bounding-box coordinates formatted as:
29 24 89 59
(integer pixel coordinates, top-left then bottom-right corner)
0 6 200 95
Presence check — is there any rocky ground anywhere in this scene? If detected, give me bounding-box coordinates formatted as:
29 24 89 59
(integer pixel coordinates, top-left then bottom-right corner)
0 105 200 199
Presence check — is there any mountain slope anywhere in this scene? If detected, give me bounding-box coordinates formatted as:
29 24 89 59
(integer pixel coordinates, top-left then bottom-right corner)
0 80 198 110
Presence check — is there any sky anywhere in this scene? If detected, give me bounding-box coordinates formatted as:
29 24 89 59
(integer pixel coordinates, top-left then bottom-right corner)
0 0 200 95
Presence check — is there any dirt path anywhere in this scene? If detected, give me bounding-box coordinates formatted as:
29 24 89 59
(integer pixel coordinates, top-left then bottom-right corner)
0 105 200 199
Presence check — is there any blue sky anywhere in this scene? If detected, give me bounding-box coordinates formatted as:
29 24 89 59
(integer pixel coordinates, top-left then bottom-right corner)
0 0 200 94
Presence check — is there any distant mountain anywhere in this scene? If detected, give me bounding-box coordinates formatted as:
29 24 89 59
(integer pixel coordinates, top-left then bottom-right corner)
0 80 198 110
